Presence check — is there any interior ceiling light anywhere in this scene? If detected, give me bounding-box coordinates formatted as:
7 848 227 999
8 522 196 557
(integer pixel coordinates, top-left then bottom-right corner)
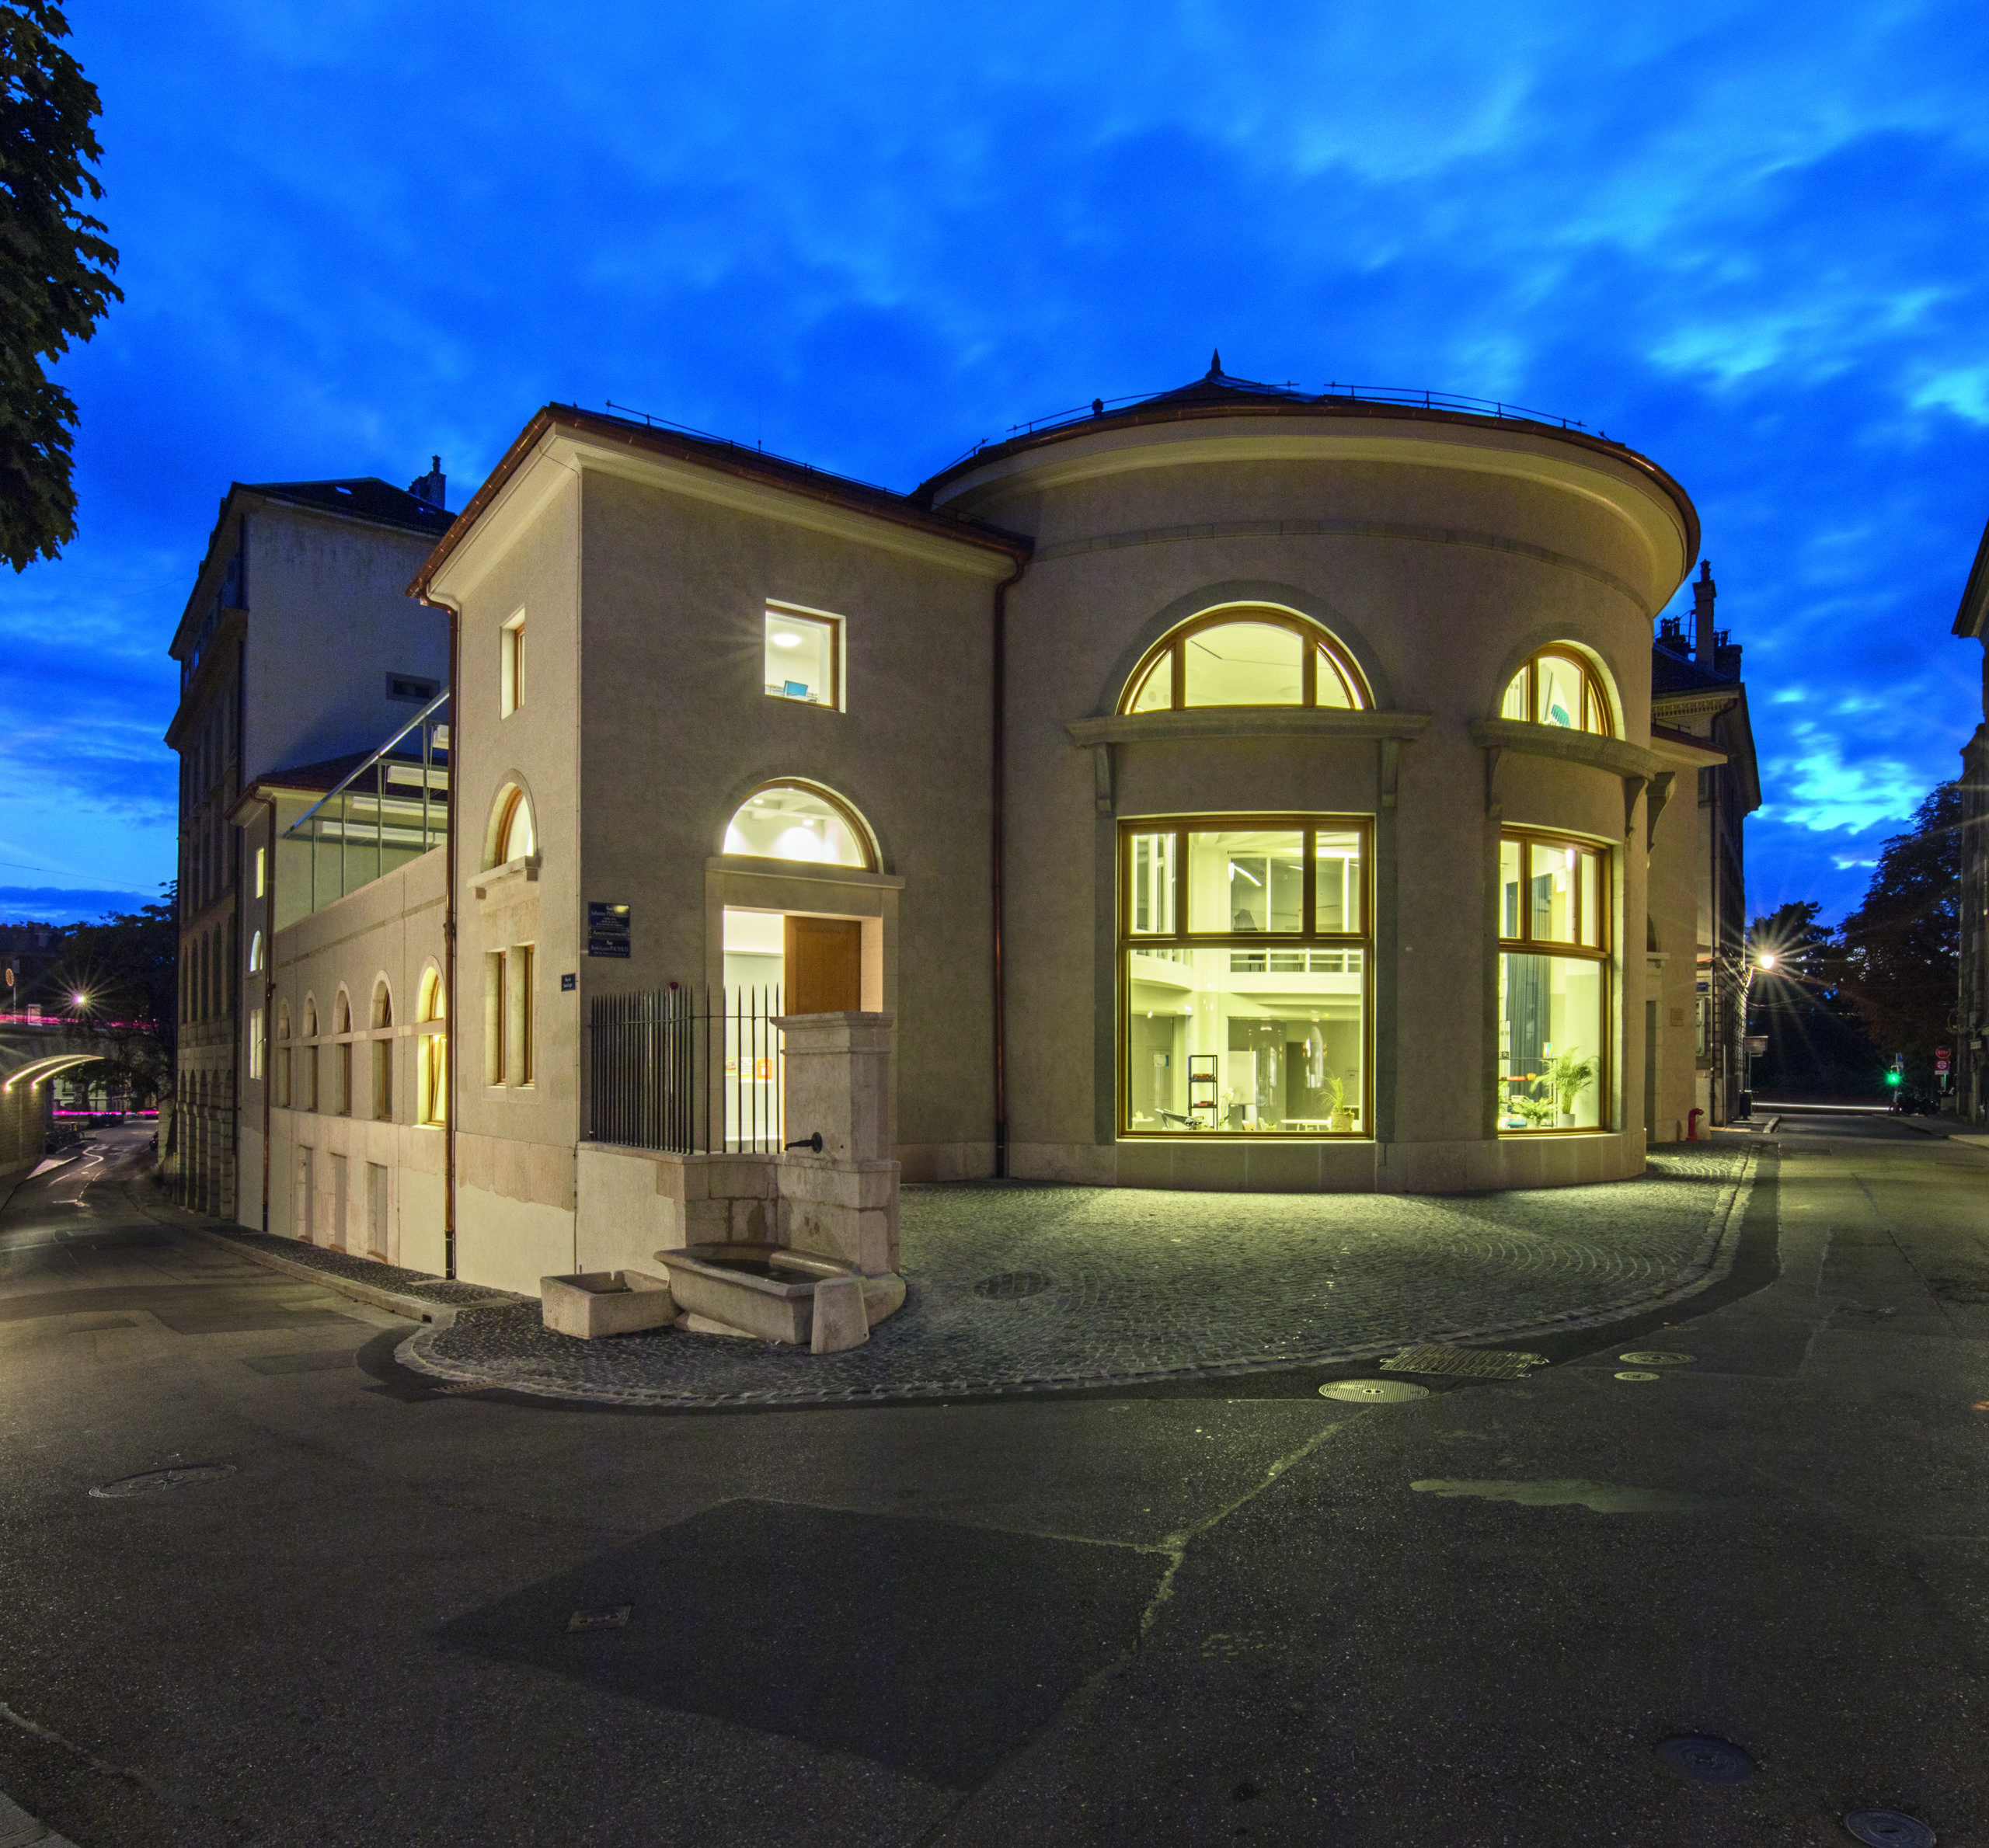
772 632 802 648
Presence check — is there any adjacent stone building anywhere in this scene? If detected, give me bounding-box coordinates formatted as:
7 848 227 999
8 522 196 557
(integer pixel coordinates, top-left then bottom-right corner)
165 467 452 1215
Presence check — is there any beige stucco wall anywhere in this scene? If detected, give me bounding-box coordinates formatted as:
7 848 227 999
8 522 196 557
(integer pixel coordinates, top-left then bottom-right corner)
934 415 1688 1191
248 842 448 1269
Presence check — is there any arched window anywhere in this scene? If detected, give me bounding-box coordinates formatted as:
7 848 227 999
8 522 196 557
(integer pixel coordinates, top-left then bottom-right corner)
1500 648 1615 737
487 783 537 868
417 965 447 1127
249 930 263 973
303 998 320 1112
276 1002 292 1108
723 781 874 869
334 991 353 1116
371 979 394 1121
1120 607 1368 715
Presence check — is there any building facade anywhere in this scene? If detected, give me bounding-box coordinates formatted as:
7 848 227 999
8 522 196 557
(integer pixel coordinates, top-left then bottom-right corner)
166 468 452 1215
1649 565 1759 1129
228 371 1761 1296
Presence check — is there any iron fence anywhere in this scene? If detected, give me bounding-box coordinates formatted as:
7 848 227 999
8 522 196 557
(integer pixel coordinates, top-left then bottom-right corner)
589 985 784 1154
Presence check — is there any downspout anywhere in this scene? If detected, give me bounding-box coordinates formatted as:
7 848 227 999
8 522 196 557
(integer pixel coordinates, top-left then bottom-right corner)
991 555 1027 1178
440 597 460 1278
262 795 275 1230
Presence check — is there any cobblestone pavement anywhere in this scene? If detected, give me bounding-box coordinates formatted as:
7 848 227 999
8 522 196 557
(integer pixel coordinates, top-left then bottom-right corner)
398 1147 1757 1408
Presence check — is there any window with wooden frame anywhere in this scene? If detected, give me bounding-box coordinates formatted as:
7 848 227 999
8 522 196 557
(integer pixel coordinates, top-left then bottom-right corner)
1496 829 1611 1133
500 611 524 717
1120 608 1369 715
763 604 843 710
335 993 354 1116
1500 647 1615 736
416 966 447 1126
1120 816 1371 1137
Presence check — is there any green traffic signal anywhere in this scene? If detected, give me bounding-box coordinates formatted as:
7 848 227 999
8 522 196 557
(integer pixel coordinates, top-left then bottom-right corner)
1885 1070 1903 1086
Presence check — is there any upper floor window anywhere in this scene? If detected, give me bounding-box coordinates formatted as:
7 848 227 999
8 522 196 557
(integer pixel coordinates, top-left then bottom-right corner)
723 781 873 868
1120 608 1368 715
500 612 524 717
1500 648 1615 736
488 784 536 868
249 930 263 973
764 604 842 710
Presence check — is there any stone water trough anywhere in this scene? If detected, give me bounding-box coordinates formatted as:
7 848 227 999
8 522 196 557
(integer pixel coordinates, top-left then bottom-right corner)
539 1269 678 1340
656 1244 905 1354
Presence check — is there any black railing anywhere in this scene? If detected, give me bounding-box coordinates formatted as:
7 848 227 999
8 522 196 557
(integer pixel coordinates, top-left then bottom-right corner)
589 986 784 1155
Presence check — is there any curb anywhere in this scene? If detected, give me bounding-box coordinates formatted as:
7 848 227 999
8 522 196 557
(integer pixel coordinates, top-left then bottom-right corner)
120 1182 465 1328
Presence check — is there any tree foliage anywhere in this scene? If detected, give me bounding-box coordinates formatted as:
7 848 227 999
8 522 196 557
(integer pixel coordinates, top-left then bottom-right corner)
1747 899 1885 1098
45 886 176 1104
1834 781 1960 1067
1 1 120 571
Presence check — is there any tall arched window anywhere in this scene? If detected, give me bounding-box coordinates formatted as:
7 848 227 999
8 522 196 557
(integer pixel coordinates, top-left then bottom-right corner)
1120 607 1369 715
487 784 536 868
371 979 394 1122
335 992 354 1117
276 1003 291 1108
417 965 447 1127
304 998 320 1112
249 930 263 973
723 781 875 869
1500 647 1615 736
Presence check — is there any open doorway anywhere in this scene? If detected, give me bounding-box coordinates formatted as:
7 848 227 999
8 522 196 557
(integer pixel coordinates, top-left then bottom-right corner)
722 907 863 1015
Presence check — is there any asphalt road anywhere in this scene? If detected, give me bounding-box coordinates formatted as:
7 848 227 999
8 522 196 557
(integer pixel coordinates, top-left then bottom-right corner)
0 1115 1984 1846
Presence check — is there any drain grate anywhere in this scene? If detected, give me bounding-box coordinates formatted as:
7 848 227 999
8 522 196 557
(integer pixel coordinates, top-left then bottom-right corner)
566 1605 632 1633
90 1463 238 1498
1379 1344 1545 1380
1844 1811 1935 1847
1319 1379 1430 1403
975 1272 1054 1300
1655 1733 1754 1784
1615 1370 1662 1382
1619 1350 1695 1366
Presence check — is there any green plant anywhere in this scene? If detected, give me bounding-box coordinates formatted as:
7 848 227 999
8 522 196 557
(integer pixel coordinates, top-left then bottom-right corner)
1324 1073 1347 1120
1544 1049 1597 1114
1512 1092 1557 1126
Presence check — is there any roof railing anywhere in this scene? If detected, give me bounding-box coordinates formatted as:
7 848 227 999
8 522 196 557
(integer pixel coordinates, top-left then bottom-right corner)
930 381 1610 477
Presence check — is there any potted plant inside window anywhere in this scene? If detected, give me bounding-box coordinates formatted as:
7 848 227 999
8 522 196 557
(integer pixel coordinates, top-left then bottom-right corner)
1324 1073 1350 1132
1499 1074 1538 1130
1513 1092 1557 1129
1544 1050 1597 1128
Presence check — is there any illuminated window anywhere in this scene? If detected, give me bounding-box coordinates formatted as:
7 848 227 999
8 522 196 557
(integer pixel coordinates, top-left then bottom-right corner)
764 604 842 709
1497 829 1611 1133
500 611 524 717
487 784 536 868
371 980 394 1120
249 1008 265 1081
723 781 873 869
1120 608 1367 715
248 930 263 973
254 846 266 898
1121 816 1370 1138
1500 648 1615 736
417 966 447 1126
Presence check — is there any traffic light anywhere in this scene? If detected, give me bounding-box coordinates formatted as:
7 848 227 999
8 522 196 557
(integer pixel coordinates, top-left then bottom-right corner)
1885 1070 1903 1087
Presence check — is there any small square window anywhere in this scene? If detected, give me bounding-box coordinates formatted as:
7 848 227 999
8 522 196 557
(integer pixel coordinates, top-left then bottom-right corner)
764 606 841 709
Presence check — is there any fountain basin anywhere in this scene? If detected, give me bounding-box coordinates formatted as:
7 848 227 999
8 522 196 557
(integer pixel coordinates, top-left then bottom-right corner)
655 1243 904 1347
541 1269 676 1339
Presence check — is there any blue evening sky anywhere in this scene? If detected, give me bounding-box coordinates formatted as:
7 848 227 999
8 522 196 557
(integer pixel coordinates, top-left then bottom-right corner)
3 0 1987 924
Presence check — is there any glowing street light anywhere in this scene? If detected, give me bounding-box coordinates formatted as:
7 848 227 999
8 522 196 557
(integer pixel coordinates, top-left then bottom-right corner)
1757 951 1777 969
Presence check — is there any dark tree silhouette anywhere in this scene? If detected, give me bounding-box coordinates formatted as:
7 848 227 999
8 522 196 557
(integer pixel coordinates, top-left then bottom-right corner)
45 885 176 1105
1747 900 1884 1098
1 1 121 570
1833 781 1960 1081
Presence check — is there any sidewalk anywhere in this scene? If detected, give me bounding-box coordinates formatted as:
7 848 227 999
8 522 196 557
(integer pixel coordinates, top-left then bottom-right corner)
133 1150 1761 1409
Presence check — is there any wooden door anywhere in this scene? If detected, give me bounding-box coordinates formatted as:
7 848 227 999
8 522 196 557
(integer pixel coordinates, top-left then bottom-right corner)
783 916 862 1014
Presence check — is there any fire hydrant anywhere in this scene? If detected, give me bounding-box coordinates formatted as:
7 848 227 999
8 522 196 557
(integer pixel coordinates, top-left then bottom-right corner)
1687 1106 1703 1142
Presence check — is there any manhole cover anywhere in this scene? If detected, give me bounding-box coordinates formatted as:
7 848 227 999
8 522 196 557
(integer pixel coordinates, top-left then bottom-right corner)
1619 1351 1695 1366
566 1605 632 1632
1319 1379 1430 1403
1655 1733 1754 1783
1844 1811 1936 1847
975 1272 1054 1300
90 1463 238 1498
1615 1370 1662 1382
1379 1344 1545 1379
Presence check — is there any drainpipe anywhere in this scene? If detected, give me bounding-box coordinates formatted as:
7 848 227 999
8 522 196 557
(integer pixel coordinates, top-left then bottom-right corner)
440 597 459 1278
991 556 1027 1178
262 795 275 1230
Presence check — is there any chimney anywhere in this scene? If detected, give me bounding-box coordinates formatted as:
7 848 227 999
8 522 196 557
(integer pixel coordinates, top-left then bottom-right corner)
1692 559 1716 666
409 455 446 509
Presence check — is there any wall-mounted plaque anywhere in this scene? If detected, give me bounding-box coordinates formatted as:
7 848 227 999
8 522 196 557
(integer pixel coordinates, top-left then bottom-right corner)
587 902 631 959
